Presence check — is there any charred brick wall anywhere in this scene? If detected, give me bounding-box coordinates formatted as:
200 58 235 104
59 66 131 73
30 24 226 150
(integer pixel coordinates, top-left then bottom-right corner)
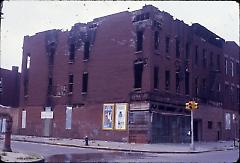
19 5 239 142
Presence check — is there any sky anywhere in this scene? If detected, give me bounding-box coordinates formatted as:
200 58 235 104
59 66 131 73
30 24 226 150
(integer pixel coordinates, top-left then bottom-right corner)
0 1 239 71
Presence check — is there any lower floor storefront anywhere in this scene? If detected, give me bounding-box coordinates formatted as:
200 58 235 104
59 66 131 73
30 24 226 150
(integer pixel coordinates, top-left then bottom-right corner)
17 101 239 144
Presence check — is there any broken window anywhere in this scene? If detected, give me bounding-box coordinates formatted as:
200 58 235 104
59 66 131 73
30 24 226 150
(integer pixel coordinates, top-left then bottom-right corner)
231 61 234 77
134 61 143 89
237 88 240 105
210 52 213 67
68 74 74 93
202 49 207 68
48 77 53 95
185 71 189 95
165 70 170 90
176 39 180 58
195 46 198 65
136 31 143 52
185 43 190 59
134 13 150 22
225 58 228 75
154 66 159 89
217 54 220 70
24 68 29 96
202 78 206 90
165 37 170 54
69 44 75 62
26 55 31 69
208 121 213 129
176 72 180 93
237 63 240 75
82 72 88 93
154 31 159 50
24 79 29 96
84 42 90 60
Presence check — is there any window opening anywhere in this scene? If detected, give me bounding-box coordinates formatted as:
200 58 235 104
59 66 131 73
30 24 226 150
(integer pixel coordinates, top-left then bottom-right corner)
154 66 159 89
176 72 180 93
176 39 180 58
154 31 159 50
82 72 88 93
202 49 207 68
185 71 189 95
136 31 143 52
69 44 75 62
84 42 90 60
68 74 74 93
134 62 143 89
185 43 189 59
165 37 170 54
165 70 170 90
195 46 198 65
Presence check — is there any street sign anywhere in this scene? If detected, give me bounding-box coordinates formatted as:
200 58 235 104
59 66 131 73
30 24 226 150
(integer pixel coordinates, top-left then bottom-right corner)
41 111 53 119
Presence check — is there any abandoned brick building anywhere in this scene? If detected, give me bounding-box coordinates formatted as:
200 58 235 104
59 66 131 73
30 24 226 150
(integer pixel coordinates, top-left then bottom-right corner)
18 5 239 143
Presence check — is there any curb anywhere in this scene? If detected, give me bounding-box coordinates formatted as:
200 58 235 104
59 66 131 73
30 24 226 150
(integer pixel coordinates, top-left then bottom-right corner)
4 138 236 154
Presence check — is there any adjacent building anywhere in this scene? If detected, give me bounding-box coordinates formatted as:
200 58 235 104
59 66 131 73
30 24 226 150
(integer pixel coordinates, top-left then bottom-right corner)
18 5 239 143
0 66 20 134
0 66 20 107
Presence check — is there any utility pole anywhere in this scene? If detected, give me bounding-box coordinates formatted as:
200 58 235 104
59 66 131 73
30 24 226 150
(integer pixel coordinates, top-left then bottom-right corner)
190 110 195 150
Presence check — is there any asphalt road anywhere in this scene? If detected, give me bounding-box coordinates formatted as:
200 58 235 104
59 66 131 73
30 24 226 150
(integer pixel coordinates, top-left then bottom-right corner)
1 140 239 162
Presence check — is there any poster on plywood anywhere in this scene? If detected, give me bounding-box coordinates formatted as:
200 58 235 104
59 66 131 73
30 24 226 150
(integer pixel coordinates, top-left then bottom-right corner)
102 104 114 130
115 103 128 130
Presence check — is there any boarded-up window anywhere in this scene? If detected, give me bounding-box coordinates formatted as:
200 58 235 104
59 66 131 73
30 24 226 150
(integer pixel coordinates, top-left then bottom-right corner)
66 106 72 129
225 113 231 130
1 118 6 133
22 110 26 128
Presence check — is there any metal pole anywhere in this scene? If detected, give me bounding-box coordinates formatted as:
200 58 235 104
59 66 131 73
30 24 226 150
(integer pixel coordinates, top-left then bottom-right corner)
190 110 195 150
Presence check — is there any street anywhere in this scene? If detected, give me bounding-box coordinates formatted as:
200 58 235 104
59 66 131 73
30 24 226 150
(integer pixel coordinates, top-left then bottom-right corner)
1 140 239 162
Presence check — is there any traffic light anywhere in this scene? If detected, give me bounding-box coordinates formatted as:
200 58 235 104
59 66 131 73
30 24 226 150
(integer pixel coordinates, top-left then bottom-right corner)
185 102 190 109
194 102 198 109
189 101 193 109
185 101 199 110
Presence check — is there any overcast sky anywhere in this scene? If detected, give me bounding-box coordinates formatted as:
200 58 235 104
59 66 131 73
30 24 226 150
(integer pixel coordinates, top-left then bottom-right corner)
0 1 239 71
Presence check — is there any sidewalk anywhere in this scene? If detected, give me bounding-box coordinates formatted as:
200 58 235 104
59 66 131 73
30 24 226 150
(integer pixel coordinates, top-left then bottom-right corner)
1 135 238 154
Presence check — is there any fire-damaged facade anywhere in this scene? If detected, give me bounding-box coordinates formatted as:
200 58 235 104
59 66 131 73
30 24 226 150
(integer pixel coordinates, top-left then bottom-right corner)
18 5 239 143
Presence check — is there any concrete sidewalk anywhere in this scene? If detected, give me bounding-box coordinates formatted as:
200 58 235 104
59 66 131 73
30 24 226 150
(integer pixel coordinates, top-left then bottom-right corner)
1 135 238 154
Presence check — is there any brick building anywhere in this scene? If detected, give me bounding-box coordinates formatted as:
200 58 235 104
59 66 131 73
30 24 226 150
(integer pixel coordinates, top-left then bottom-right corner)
18 5 239 143
0 66 20 134
0 66 20 107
